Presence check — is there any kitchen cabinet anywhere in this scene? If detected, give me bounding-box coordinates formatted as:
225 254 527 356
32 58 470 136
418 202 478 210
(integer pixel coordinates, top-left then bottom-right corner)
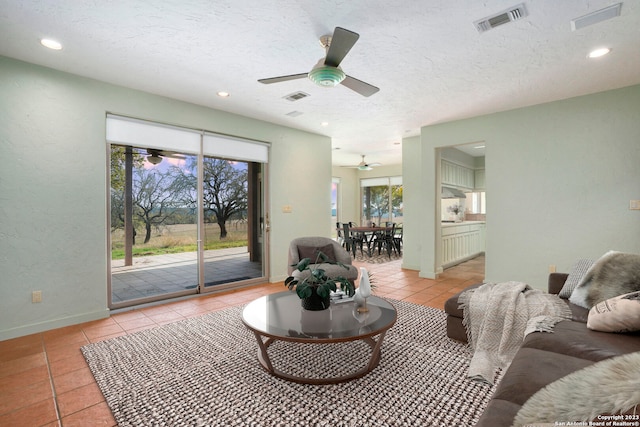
442 222 485 268
474 169 485 190
441 160 474 190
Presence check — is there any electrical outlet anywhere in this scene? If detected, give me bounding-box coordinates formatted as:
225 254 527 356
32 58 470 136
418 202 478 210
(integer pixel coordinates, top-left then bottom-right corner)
630 200 640 210
548 265 556 273
282 205 292 213
32 290 42 303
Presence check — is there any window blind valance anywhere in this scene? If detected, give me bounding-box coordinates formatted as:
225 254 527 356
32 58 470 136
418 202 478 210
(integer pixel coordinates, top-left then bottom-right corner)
203 133 269 163
106 115 200 154
106 115 269 163
360 176 403 187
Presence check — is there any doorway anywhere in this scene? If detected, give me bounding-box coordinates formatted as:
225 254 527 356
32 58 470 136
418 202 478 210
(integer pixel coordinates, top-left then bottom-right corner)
437 143 486 275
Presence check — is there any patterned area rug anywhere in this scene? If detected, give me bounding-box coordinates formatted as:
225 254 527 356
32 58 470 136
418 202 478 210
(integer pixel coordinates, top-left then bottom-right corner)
353 250 402 264
82 300 501 426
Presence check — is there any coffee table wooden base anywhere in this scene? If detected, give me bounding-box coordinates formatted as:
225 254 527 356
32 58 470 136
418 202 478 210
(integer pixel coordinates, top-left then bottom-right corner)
250 330 389 385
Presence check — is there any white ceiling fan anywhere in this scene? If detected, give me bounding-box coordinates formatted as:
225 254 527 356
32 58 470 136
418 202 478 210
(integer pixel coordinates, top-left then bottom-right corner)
342 155 381 171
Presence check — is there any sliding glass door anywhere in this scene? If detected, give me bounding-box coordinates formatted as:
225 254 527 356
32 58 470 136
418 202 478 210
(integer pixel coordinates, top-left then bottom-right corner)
200 157 263 291
107 115 268 309
109 145 199 305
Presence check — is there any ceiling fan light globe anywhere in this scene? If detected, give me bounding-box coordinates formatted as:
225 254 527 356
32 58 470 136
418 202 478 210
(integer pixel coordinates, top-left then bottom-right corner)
308 66 345 87
147 155 162 165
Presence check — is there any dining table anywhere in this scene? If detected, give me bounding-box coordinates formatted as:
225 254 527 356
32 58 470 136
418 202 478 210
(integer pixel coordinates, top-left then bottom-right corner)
348 226 393 257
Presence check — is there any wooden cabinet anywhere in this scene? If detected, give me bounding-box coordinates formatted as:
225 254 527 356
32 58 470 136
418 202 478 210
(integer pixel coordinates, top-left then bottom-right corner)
442 222 485 268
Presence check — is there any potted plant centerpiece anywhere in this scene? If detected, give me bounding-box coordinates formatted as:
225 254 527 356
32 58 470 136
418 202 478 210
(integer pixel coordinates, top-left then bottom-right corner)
285 251 355 310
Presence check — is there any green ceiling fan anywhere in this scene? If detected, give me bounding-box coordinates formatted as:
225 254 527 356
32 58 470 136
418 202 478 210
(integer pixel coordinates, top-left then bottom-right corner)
258 27 379 97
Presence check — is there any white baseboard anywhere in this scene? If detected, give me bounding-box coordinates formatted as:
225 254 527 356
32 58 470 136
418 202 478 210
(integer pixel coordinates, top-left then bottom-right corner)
0 309 110 341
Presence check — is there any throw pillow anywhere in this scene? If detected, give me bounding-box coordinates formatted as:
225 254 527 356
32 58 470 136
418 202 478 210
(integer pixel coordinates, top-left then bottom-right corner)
587 291 640 333
298 244 336 263
559 258 595 299
570 251 640 309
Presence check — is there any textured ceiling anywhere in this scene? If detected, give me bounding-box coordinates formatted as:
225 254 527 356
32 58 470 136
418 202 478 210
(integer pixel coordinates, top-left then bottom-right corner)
1 1 639 166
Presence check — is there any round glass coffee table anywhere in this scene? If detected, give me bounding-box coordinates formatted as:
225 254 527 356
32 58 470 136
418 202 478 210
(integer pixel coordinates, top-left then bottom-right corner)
242 291 397 384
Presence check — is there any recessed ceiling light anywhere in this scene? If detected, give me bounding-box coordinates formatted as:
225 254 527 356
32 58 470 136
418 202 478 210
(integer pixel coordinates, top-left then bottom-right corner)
217 91 230 97
588 48 611 58
40 38 62 50
474 145 486 149
321 122 329 126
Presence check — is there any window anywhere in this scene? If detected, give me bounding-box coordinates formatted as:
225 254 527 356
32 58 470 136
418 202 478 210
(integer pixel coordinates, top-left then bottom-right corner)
360 176 403 225
331 177 340 237
466 191 486 214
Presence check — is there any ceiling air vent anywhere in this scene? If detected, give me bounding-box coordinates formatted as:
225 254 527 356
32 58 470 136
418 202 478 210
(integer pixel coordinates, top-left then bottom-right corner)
571 3 622 31
474 3 529 33
285 111 303 117
283 91 310 102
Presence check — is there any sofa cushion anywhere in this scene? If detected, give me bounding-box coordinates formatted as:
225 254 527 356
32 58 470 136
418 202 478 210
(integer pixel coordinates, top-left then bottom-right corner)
491 348 594 406
476 347 596 427
443 282 483 318
587 290 640 333
445 315 468 342
474 400 523 427
522 320 640 362
562 298 590 323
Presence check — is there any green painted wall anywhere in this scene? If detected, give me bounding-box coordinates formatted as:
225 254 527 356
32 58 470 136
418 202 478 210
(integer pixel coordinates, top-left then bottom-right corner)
413 85 640 288
0 56 331 340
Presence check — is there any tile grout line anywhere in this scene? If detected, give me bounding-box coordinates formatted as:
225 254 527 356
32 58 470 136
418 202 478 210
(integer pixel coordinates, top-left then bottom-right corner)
41 334 63 425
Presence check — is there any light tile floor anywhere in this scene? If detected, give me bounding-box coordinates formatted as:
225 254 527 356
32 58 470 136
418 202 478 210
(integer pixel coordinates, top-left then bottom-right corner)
0 255 484 426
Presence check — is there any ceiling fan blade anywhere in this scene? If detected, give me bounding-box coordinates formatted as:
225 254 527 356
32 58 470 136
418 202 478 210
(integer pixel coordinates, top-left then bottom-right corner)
368 162 382 167
258 73 309 84
341 75 380 97
148 149 186 159
324 27 359 67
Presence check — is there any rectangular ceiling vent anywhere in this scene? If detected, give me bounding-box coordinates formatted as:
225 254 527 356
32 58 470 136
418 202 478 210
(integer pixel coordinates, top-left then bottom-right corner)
474 3 528 33
571 3 622 31
285 110 303 117
284 91 310 102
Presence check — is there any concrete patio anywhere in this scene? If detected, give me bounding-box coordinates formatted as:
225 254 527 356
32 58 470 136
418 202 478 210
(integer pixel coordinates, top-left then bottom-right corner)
111 246 263 303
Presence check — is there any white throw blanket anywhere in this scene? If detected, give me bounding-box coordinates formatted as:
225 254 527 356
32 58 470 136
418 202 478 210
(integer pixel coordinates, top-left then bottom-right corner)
459 281 572 384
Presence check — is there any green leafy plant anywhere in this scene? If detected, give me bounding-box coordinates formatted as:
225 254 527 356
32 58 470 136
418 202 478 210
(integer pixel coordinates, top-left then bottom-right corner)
285 251 355 299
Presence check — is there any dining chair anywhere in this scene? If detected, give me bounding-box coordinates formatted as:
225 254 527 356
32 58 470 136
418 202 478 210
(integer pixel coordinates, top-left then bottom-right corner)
336 222 345 247
342 223 364 258
373 223 397 258
393 224 403 254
